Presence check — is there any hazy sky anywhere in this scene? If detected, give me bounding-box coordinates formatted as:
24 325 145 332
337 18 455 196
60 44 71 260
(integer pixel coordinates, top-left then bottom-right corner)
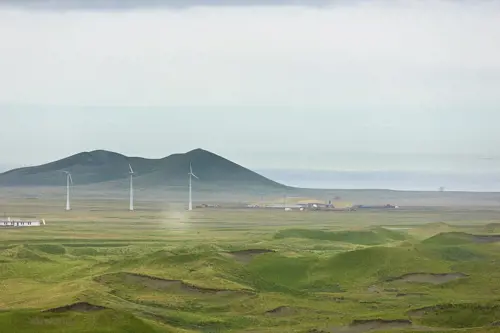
1 0 499 172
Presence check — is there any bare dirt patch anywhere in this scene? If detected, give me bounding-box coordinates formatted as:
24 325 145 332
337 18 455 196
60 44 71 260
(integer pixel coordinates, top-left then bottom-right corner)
97 272 252 296
327 319 413 333
407 304 454 317
387 272 467 284
44 302 107 313
322 296 346 303
384 288 399 293
265 306 297 316
367 286 399 294
367 285 381 293
396 292 427 297
350 319 412 331
228 249 275 263
471 235 500 243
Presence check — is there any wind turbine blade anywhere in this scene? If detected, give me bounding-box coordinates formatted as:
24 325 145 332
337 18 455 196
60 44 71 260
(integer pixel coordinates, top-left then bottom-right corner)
69 173 73 184
192 173 199 180
129 164 134 174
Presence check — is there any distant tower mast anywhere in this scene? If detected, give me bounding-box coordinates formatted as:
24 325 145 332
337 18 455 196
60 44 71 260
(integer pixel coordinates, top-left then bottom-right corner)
129 164 134 211
63 171 73 211
188 162 199 211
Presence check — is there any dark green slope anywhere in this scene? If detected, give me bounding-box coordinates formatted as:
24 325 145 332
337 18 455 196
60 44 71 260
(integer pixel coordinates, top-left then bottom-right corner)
0 148 285 190
0 150 157 186
137 148 284 188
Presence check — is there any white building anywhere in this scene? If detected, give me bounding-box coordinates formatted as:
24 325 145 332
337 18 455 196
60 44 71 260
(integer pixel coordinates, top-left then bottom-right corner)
0 218 45 227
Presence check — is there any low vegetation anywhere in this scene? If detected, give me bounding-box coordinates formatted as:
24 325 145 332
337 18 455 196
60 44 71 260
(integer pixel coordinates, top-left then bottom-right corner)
273 227 408 245
1 204 500 332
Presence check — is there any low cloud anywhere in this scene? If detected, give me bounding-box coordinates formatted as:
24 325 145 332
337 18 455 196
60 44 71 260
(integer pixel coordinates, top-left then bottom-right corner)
1 1 499 108
0 0 499 166
0 0 339 10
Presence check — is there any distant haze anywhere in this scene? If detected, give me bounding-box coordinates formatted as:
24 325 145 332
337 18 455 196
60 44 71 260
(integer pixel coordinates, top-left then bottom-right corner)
1 0 499 181
257 169 500 192
0 0 337 9
0 164 14 173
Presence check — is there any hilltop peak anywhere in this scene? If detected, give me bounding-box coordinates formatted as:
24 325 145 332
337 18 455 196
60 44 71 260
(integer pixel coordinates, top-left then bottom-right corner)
185 148 212 155
68 150 127 165
87 149 124 155
67 149 125 160
182 148 224 163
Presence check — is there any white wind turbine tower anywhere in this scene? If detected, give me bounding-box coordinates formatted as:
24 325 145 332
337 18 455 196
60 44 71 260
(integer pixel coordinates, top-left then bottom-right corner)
188 162 199 211
63 171 73 211
129 164 134 211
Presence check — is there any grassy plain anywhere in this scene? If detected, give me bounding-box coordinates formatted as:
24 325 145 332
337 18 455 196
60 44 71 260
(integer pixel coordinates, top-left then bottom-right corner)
1 197 500 333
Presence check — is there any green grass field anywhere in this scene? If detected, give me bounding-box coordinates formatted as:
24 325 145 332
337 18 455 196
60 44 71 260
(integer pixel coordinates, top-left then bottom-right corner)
2 198 500 333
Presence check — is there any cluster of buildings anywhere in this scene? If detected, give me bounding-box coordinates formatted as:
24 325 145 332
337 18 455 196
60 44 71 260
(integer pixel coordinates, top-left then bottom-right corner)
244 197 399 212
246 198 354 211
0 217 45 228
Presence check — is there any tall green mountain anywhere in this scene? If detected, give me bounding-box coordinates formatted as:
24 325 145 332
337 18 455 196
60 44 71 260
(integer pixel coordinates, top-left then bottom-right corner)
0 149 286 190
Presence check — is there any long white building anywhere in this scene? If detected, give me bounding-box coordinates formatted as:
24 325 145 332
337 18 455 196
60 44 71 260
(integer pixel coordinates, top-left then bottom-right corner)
0 218 46 227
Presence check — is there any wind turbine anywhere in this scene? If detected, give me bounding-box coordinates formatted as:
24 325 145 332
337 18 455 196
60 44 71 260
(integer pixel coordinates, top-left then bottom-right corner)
129 164 134 211
188 162 199 211
63 171 73 211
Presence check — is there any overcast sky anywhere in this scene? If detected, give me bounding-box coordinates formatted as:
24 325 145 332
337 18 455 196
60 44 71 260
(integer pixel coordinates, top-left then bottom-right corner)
1 0 499 172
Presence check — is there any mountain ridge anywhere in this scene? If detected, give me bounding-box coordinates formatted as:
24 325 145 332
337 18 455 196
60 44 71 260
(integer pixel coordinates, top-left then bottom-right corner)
0 148 287 190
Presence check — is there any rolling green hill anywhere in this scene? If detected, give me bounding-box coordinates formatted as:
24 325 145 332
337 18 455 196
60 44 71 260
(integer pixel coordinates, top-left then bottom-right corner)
3 205 500 332
0 148 286 191
273 227 408 245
